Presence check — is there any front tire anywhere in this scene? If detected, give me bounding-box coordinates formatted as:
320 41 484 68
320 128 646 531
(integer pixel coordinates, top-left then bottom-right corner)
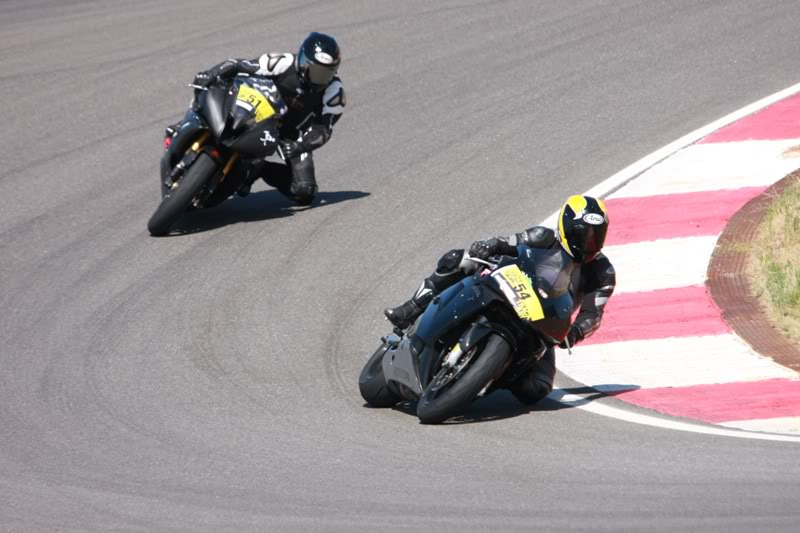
147 152 217 236
416 333 511 424
359 343 401 407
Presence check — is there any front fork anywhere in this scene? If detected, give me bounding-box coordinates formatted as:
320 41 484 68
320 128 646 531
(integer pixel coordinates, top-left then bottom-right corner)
163 131 239 203
163 131 209 193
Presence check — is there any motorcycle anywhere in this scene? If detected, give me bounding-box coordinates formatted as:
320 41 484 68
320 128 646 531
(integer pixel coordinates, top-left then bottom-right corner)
359 245 580 424
147 75 288 236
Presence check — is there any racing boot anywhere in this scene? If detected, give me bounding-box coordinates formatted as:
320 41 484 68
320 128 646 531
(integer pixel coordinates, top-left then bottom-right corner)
384 279 435 330
236 173 259 197
237 160 271 197
385 249 473 329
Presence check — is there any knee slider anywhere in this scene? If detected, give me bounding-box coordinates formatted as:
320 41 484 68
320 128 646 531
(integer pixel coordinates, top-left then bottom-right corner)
289 182 317 205
511 375 553 405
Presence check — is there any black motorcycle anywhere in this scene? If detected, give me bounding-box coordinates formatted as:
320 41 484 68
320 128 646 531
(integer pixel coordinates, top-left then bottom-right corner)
147 75 288 236
359 245 580 424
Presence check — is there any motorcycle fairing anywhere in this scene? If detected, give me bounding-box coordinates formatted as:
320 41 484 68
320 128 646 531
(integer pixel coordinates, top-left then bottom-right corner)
491 264 545 322
410 277 513 387
415 248 580 350
382 336 424 397
221 78 286 157
226 119 280 157
200 86 229 139
496 246 580 343
413 277 503 347
160 111 207 184
235 83 276 123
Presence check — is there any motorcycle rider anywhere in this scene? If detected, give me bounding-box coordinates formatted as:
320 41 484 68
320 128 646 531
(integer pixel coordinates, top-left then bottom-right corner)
170 32 345 206
384 195 616 405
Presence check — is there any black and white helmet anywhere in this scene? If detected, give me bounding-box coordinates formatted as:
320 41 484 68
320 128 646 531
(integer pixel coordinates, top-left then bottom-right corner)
296 32 341 92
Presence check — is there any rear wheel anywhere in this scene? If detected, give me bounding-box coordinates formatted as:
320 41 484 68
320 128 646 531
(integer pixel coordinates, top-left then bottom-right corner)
359 343 401 407
147 152 217 236
416 333 511 424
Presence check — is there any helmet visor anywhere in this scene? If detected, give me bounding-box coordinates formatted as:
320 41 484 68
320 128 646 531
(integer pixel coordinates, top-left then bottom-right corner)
306 61 338 87
581 224 608 261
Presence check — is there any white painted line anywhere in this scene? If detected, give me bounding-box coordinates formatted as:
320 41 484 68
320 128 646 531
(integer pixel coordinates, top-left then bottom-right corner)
583 81 800 200
554 81 800 441
603 236 718 294
609 140 800 198
552 390 800 443
560 334 797 390
720 417 800 435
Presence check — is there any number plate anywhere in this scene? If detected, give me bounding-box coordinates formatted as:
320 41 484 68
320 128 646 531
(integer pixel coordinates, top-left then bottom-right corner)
491 264 545 322
236 83 275 123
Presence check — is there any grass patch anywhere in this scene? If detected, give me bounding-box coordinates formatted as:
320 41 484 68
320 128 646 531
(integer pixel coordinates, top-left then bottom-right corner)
748 174 800 342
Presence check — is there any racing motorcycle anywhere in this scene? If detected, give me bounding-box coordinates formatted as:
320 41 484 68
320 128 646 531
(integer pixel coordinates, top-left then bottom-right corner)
359 245 579 424
147 75 288 236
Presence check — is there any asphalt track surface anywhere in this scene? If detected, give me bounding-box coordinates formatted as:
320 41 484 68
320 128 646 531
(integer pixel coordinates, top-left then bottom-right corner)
2 1 800 531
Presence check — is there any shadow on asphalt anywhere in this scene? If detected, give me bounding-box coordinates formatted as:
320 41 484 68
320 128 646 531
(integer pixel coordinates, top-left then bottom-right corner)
161 189 371 235
381 385 636 425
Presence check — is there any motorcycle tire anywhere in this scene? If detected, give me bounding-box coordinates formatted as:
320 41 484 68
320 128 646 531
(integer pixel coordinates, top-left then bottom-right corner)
358 343 401 407
147 152 217 236
416 333 511 424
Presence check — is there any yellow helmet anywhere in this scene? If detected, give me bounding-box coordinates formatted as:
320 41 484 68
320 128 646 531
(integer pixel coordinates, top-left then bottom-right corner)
557 195 609 262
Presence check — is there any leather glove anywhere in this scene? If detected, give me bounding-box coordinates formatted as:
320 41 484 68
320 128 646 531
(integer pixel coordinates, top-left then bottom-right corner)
469 239 499 260
559 325 583 349
278 140 304 160
192 71 215 88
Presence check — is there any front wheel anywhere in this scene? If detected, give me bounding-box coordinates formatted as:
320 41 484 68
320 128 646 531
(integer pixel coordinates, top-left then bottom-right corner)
358 343 401 407
147 152 217 236
416 333 511 424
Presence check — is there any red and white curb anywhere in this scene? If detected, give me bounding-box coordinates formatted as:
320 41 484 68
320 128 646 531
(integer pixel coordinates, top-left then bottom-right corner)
556 87 800 438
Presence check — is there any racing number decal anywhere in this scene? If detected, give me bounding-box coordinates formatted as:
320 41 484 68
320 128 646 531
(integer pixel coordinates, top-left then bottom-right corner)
492 265 545 322
236 84 275 123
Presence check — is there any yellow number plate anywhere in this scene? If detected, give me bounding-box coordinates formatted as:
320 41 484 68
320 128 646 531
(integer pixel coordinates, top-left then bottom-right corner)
236 84 275 123
492 264 545 322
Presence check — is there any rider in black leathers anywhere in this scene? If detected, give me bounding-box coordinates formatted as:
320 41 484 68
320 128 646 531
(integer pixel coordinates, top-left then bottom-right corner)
169 32 345 205
384 195 616 404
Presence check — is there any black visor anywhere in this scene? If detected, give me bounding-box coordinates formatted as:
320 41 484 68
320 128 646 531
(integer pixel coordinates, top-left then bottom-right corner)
298 49 339 90
577 224 608 262
306 61 337 87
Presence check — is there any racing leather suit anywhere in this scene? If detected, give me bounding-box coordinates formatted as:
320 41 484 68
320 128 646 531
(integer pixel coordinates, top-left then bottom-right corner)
385 226 616 404
199 53 346 205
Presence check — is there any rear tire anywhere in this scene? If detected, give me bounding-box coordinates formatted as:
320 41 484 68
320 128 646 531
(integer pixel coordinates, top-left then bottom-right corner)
359 343 401 407
416 334 511 424
147 152 217 236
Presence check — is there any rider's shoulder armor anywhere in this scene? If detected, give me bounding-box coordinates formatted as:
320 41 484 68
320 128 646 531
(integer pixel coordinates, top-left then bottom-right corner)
256 53 294 76
322 78 346 117
255 53 303 100
519 226 557 249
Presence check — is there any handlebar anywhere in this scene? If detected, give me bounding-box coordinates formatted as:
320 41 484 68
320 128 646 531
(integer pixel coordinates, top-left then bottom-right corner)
188 83 209 91
466 255 499 268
